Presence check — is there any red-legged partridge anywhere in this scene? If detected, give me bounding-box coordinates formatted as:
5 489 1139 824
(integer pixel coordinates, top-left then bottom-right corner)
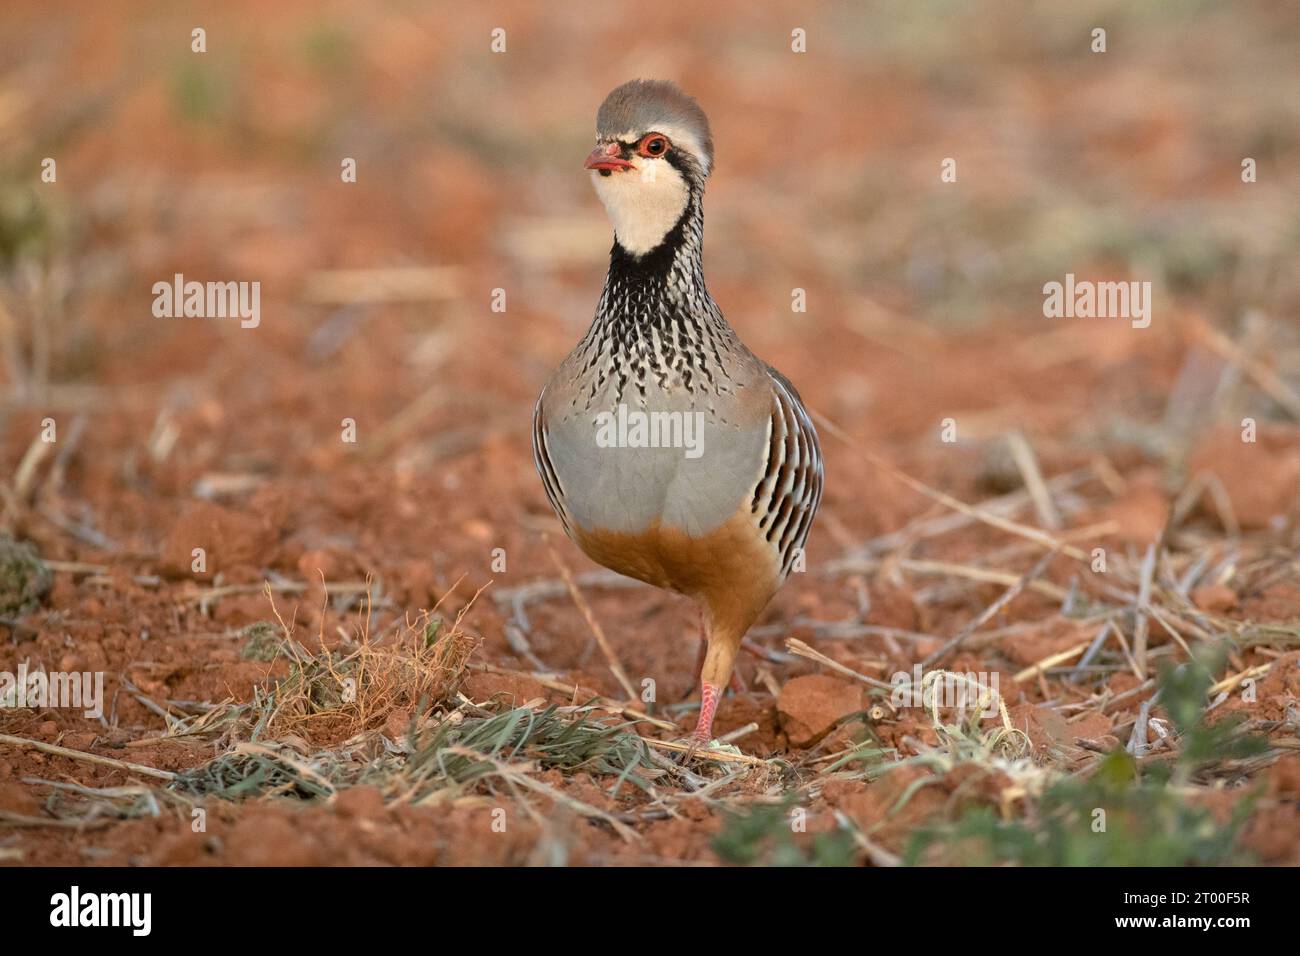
533 80 823 746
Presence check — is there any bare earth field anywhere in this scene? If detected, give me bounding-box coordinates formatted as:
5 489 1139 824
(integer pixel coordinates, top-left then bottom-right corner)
1 2 1299 866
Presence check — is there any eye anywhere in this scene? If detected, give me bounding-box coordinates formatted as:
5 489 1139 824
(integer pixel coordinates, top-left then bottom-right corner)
637 133 670 158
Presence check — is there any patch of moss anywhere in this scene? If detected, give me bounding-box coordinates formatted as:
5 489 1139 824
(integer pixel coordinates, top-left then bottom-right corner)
238 621 283 661
0 536 52 617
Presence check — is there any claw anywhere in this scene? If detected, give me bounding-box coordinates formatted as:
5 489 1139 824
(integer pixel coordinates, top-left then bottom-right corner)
676 731 714 764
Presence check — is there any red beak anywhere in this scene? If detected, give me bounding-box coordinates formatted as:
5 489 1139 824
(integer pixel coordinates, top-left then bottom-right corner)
585 142 634 172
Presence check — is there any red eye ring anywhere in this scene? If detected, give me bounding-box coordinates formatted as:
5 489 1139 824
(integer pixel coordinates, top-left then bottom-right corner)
636 133 671 158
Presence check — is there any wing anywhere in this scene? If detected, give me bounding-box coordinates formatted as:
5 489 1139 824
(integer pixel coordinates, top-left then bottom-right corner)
531 389 573 536
749 367 824 579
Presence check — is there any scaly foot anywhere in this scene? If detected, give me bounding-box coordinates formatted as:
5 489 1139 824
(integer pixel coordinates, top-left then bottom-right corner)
675 680 722 762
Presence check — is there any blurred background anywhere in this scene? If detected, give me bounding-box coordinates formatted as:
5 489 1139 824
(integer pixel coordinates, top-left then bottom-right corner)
1 0 1299 864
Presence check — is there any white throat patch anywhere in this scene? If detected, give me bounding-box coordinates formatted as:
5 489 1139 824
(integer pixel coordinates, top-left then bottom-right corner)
591 158 690 257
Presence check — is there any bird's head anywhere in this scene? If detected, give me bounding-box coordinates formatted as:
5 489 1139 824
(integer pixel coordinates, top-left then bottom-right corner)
586 79 713 257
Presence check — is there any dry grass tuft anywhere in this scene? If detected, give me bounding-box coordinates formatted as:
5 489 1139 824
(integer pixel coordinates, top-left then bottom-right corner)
262 581 480 741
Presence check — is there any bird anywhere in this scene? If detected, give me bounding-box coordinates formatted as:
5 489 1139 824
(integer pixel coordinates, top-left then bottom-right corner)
533 79 823 748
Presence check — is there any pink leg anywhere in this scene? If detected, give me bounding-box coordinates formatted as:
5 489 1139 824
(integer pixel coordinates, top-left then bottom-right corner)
689 681 722 745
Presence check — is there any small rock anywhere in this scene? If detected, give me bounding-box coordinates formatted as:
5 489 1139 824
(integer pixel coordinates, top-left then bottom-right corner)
159 501 276 580
1191 584 1237 615
777 674 865 747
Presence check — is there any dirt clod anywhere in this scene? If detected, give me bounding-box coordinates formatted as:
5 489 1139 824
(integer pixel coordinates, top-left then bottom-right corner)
777 675 865 747
159 501 279 581
1189 426 1300 531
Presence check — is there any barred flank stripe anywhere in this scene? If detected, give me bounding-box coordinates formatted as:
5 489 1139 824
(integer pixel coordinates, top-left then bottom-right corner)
750 376 823 579
531 393 570 534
